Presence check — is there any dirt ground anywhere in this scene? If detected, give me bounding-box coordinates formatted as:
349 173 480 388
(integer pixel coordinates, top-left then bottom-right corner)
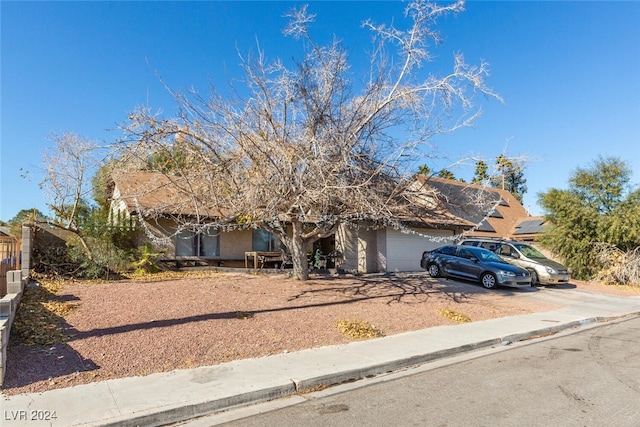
3 270 638 396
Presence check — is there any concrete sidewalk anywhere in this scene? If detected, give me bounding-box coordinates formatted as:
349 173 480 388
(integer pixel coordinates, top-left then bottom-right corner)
3 291 640 427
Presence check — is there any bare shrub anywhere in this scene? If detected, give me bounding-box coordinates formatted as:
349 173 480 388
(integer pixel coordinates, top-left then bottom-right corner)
594 243 640 286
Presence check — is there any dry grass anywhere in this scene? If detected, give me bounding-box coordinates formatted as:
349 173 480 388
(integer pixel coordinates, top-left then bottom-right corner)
437 308 472 323
337 319 384 339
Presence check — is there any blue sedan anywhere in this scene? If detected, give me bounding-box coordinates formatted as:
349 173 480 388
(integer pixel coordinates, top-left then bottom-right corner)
421 245 532 289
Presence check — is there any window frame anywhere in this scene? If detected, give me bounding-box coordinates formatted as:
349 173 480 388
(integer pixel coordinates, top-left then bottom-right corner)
252 229 285 252
175 227 220 257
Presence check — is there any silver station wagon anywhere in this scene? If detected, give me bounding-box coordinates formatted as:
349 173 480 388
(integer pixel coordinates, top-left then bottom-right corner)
421 245 532 289
459 238 571 286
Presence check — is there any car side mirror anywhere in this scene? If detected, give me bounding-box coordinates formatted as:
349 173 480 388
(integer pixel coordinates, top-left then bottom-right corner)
511 252 520 259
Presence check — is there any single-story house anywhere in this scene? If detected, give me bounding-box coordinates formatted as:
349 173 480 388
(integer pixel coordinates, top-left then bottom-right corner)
110 172 543 273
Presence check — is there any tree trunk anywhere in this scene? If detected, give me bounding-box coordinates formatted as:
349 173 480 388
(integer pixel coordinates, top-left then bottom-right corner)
289 220 309 280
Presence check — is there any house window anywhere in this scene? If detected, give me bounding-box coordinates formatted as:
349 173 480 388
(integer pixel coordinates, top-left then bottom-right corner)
176 228 220 257
252 229 284 252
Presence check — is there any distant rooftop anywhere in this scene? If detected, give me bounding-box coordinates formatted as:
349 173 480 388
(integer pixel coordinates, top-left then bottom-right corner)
513 218 547 235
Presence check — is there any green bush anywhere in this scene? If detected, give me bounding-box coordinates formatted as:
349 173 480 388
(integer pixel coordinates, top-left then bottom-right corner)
131 243 165 275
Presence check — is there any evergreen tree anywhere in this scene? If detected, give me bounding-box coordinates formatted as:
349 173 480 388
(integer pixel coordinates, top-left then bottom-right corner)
417 164 432 175
7 209 48 236
437 169 455 180
491 154 527 203
538 156 639 280
471 156 527 202
471 160 489 184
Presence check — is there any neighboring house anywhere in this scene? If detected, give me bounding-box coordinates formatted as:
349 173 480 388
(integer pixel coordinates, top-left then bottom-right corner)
110 172 544 273
0 226 20 262
0 227 12 238
511 216 549 242
0 226 21 297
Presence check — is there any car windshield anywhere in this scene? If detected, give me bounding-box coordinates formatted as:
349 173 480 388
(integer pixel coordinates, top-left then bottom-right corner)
476 250 502 263
513 243 547 259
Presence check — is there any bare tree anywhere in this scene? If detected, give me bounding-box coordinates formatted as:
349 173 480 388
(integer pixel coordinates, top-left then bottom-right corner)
118 1 500 280
40 132 97 257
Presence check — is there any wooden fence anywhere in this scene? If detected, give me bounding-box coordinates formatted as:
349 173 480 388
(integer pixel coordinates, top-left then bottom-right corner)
1 235 21 297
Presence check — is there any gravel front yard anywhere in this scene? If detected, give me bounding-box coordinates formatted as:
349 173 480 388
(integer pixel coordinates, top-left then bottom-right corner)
3 271 635 396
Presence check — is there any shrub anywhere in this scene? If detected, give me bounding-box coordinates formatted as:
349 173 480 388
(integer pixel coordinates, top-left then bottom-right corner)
594 243 640 286
131 243 165 275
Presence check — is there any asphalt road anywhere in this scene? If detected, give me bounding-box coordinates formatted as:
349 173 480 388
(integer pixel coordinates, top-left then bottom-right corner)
193 315 640 427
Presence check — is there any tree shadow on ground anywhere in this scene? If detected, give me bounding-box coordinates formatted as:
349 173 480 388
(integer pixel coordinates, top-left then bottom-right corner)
4 285 99 390
3 272 535 390
292 272 539 304
49 273 539 344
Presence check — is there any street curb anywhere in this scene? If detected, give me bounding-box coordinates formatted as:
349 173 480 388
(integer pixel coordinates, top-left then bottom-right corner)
97 383 295 427
500 317 598 344
290 338 501 393
89 316 625 427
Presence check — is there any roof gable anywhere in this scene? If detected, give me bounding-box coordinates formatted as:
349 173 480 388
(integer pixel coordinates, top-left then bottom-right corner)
414 175 531 238
111 171 228 219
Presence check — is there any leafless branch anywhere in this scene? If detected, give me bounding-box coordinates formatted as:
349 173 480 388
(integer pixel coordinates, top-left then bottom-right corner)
116 1 501 279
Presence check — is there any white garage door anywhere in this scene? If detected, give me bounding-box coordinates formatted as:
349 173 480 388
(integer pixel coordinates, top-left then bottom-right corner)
386 228 453 272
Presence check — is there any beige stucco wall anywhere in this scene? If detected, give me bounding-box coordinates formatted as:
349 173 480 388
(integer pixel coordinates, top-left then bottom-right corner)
336 224 460 274
376 228 388 272
138 218 180 255
359 228 379 273
137 220 290 260
220 229 252 259
335 225 358 272
335 224 381 274
133 215 458 273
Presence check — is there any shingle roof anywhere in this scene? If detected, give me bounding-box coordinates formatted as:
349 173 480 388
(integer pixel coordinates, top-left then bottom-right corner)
112 171 476 229
414 175 531 238
111 171 227 219
111 172 539 238
392 203 476 229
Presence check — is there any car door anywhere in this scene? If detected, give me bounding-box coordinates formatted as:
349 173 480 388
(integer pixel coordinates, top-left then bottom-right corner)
453 247 482 280
497 243 526 269
434 246 457 276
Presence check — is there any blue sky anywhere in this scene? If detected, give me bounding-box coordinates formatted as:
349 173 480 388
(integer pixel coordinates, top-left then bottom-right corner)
1 0 639 222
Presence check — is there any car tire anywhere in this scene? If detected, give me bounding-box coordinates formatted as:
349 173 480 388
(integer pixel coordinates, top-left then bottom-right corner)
529 270 539 286
480 272 497 289
427 263 441 278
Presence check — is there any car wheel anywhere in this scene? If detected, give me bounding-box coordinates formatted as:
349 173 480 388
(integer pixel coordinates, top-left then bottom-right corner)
530 270 539 286
427 263 441 278
480 272 497 289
